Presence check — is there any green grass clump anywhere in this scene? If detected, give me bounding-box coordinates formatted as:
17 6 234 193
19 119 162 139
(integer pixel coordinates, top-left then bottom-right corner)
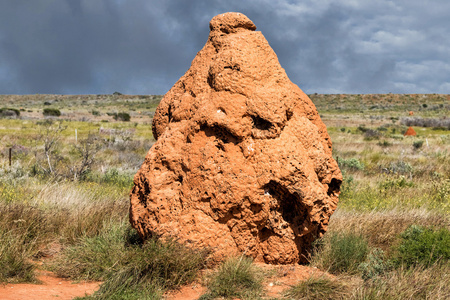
392 225 450 268
312 232 369 275
51 220 207 299
200 256 264 300
0 230 36 283
283 275 348 300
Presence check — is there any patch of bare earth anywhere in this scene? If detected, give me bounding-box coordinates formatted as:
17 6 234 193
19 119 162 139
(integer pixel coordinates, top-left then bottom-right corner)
164 263 332 300
0 270 101 300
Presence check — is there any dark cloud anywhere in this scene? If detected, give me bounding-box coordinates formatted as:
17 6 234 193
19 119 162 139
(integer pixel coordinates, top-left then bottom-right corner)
0 0 449 95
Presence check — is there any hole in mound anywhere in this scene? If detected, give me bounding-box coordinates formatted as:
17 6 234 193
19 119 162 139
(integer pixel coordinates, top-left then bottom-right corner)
286 110 293 121
259 227 273 242
264 181 306 225
327 178 342 197
251 115 272 131
200 124 239 145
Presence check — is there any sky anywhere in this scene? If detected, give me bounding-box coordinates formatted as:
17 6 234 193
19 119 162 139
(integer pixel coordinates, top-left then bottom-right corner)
0 0 449 95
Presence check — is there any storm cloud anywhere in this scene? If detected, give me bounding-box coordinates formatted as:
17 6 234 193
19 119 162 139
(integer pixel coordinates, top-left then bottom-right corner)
0 0 449 95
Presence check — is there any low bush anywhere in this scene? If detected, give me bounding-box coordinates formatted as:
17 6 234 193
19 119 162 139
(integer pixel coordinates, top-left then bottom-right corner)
100 168 134 189
338 158 365 171
385 160 413 174
43 108 61 117
357 125 368 133
114 112 131 122
413 140 424 150
358 248 391 281
392 225 450 268
0 107 20 117
400 117 450 130
200 256 263 300
379 176 414 190
364 129 381 141
377 140 392 147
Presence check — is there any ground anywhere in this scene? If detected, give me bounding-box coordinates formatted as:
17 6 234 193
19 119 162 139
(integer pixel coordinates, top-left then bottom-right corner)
1 263 332 300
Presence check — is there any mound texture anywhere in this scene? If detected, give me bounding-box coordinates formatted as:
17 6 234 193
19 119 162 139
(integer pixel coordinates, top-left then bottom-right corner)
130 12 342 264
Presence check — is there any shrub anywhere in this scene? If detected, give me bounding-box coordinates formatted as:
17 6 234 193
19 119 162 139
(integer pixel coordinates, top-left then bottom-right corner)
400 117 450 130
364 129 381 140
311 232 370 274
114 112 131 122
101 169 134 189
358 248 391 281
386 161 413 174
0 107 20 117
43 108 61 117
283 276 348 300
392 225 450 268
338 158 365 171
379 176 414 190
357 125 368 133
413 140 424 150
91 110 100 116
200 256 263 300
377 140 392 147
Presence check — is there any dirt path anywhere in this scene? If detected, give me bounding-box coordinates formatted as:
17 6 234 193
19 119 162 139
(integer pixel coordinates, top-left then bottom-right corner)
0 270 101 300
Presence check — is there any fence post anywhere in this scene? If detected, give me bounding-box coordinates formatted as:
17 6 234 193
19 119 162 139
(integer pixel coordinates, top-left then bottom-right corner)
9 147 12 167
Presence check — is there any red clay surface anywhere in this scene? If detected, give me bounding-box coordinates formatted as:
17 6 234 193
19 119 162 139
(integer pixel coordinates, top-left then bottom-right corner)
1 264 329 299
0 270 101 300
165 263 331 299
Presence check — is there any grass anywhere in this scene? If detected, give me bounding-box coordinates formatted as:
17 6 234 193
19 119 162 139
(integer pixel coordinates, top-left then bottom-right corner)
311 232 369 275
52 220 208 299
200 256 264 300
0 93 448 298
0 229 37 283
352 263 450 300
283 275 349 300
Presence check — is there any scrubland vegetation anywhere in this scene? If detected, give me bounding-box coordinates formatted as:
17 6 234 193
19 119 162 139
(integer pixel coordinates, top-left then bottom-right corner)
0 94 448 299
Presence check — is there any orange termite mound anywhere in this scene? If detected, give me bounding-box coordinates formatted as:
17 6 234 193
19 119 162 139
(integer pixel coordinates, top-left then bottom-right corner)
129 12 342 264
404 126 417 136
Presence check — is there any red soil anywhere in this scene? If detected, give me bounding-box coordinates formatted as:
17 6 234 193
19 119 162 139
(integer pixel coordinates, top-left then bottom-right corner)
164 263 331 300
1 263 330 299
0 270 101 300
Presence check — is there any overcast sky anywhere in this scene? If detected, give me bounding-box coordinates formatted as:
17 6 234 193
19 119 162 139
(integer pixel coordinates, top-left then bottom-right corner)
0 0 449 95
